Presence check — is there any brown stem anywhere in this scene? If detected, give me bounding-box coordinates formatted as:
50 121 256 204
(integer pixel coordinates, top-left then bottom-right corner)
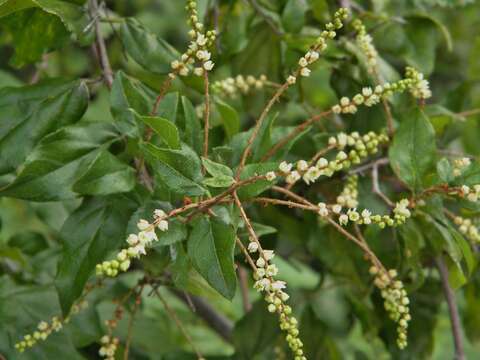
254 197 317 212
154 288 204 359
261 110 332 162
90 0 113 89
236 82 290 177
271 185 314 206
435 256 465 360
236 237 257 270
124 285 144 360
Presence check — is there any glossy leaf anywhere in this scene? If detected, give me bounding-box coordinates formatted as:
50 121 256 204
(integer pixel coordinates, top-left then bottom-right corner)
138 114 181 149
187 217 236 299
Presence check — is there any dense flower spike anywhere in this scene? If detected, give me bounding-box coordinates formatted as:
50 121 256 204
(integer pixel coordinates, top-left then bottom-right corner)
288 8 348 83
331 70 431 114
337 175 359 208
454 216 480 244
353 19 378 74
96 209 169 277
15 300 88 353
370 266 411 349
246 240 305 359
405 67 432 99
278 131 389 186
212 74 270 98
333 199 411 228
99 335 120 360
170 0 216 77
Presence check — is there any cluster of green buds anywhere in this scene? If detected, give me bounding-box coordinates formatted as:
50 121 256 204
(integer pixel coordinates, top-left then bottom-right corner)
99 335 120 360
335 198 411 228
278 131 388 186
453 157 471 177
370 266 411 349
287 8 348 84
96 209 169 277
405 66 432 99
246 241 304 359
337 174 359 208
352 19 378 74
211 74 269 98
454 216 480 244
15 300 88 353
170 0 216 77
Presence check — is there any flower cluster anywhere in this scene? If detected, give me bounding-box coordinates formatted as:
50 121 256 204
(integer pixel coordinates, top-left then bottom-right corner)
278 131 388 186
453 157 471 177
353 19 378 74
15 300 88 353
246 241 304 359
335 199 411 228
454 216 480 244
211 74 269 98
287 8 348 84
405 66 432 99
459 184 480 202
330 70 430 115
99 335 120 360
336 175 359 208
96 210 169 277
170 0 216 77
370 266 411 349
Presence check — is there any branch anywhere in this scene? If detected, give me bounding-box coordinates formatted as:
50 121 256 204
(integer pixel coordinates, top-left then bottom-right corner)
435 256 466 360
171 289 234 343
89 0 113 89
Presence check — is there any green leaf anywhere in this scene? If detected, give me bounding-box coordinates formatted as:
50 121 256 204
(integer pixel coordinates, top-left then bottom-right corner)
120 18 181 74
55 196 136 315
436 157 454 183
138 114 181 149
187 217 236 299
282 0 307 33
389 108 436 192
181 96 203 154
0 79 88 174
203 176 235 188
72 150 136 196
236 162 278 199
233 300 280 359
0 122 127 201
215 98 240 139
143 143 207 197
201 157 233 178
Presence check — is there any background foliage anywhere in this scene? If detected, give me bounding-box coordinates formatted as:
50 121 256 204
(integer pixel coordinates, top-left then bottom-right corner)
1 0 480 359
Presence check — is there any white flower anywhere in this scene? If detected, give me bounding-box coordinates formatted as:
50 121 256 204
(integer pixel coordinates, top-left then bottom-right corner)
287 75 297 85
279 161 293 174
303 166 321 184
462 185 471 195
196 33 207 46
286 171 301 184
332 105 342 114
298 57 308 67
154 209 166 218
247 241 259 253
126 234 139 246
203 61 214 71
196 50 210 61
336 151 348 161
139 230 158 243
266 264 279 276
254 278 271 291
318 206 329 217
362 87 373 96
137 219 150 231
157 220 169 232
337 133 348 148
306 50 319 62
193 67 204 76
179 67 189 76
332 204 342 214
266 171 276 181
339 214 349 225
316 158 328 168
297 160 309 172
263 250 275 261
300 67 311 77
256 257 266 268
271 280 287 291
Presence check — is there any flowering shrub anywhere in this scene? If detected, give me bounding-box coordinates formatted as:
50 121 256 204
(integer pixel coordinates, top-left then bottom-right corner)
1 0 480 359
